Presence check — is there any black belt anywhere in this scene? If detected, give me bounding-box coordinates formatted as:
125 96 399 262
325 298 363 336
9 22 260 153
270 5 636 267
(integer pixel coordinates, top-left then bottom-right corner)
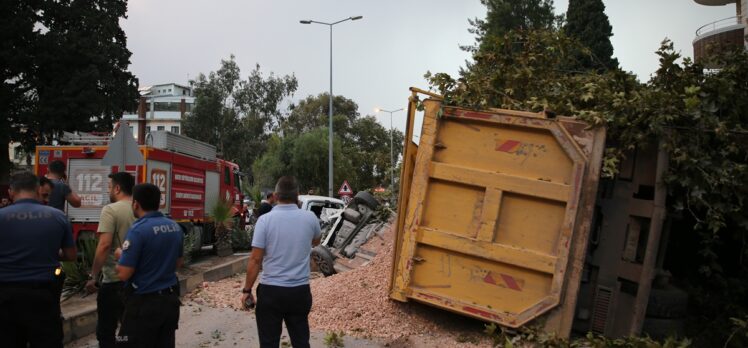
136 284 179 296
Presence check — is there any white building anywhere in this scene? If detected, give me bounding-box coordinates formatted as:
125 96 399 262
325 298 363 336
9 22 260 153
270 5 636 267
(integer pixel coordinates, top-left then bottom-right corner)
121 83 195 141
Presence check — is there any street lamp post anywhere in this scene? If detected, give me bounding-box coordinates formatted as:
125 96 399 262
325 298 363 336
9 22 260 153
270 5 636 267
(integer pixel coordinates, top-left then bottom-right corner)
376 108 403 196
300 16 363 198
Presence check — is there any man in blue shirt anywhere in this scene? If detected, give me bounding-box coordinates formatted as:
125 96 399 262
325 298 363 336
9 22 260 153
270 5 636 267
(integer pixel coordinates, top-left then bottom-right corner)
242 176 321 348
115 183 183 348
0 171 77 347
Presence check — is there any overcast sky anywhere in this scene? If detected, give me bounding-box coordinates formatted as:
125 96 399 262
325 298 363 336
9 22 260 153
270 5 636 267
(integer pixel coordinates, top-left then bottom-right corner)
122 0 735 133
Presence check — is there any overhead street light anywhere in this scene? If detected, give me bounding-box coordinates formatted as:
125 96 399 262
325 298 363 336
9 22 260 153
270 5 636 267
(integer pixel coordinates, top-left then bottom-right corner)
375 107 404 198
300 15 363 198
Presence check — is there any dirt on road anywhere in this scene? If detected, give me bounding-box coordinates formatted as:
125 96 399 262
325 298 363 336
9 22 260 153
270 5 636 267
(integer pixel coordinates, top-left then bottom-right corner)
183 224 492 347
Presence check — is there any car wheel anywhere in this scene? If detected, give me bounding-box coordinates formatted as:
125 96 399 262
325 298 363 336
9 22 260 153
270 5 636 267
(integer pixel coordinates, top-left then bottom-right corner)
353 191 379 210
311 246 336 277
342 208 362 223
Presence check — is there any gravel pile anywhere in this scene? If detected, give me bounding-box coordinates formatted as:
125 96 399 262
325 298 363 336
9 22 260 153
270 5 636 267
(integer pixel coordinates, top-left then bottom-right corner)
184 276 246 311
185 221 491 346
308 223 492 346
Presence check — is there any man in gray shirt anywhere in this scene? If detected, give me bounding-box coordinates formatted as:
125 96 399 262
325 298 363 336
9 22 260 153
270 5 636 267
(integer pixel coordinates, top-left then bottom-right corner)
241 176 321 348
46 160 81 211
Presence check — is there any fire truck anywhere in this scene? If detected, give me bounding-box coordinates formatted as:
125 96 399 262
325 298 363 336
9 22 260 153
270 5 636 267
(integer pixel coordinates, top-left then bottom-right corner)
34 130 243 246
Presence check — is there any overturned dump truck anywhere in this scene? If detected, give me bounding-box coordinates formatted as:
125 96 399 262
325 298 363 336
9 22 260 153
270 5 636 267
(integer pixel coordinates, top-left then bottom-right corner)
312 191 389 276
389 88 607 338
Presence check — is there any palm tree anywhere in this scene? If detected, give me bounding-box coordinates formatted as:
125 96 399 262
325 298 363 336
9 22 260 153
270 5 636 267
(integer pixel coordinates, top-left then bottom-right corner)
211 198 235 257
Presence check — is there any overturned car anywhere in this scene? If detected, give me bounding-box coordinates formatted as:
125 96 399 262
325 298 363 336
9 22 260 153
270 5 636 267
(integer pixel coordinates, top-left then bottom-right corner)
311 191 389 276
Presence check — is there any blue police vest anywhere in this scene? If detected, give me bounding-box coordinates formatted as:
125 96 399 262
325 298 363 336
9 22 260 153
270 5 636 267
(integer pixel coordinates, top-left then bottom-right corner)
119 211 183 294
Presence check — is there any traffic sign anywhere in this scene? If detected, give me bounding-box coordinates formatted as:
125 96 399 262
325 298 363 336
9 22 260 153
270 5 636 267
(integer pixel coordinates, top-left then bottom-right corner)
101 121 144 170
338 180 353 196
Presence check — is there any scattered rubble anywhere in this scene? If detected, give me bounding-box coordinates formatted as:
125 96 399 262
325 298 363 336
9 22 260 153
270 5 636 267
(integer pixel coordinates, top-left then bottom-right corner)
185 221 492 347
308 223 492 346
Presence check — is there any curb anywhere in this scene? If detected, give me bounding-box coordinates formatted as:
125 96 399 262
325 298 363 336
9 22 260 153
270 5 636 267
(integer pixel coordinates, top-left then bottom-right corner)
62 255 249 343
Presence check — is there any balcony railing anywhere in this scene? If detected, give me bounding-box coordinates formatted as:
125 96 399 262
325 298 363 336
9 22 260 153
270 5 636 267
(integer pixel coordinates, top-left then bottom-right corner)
696 16 745 36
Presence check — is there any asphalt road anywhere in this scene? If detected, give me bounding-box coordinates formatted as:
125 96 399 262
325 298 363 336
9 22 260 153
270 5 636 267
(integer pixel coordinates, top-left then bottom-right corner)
66 301 383 348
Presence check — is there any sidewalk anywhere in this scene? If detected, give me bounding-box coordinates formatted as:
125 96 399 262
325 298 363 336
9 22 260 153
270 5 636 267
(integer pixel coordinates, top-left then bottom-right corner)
61 253 250 344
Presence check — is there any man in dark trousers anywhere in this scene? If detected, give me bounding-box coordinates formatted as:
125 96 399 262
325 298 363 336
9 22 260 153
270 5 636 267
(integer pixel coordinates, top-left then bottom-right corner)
86 172 136 348
0 171 77 347
115 183 183 347
46 160 82 211
242 176 321 348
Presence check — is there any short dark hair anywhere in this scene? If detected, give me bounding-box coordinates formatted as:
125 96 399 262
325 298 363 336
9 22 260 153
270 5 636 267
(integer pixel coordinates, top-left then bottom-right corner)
48 160 66 175
10 171 39 192
132 183 160 211
274 176 298 202
109 172 135 196
265 192 274 200
38 175 53 188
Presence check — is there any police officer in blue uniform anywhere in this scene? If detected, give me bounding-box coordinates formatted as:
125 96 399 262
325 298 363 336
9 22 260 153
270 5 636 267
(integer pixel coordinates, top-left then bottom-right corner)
0 171 77 347
115 183 183 347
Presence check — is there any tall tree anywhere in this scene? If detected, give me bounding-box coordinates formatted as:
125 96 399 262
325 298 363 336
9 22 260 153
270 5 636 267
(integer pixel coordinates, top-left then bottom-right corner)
564 0 619 71
464 0 559 52
183 56 298 180
254 93 403 194
1 0 138 183
281 93 359 136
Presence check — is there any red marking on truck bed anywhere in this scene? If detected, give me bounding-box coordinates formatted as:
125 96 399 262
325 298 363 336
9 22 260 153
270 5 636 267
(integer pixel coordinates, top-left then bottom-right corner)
496 140 521 153
500 273 523 291
463 306 501 320
482 272 523 291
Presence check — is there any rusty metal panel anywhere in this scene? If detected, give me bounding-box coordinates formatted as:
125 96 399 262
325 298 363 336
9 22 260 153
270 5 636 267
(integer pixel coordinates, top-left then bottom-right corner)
390 95 606 328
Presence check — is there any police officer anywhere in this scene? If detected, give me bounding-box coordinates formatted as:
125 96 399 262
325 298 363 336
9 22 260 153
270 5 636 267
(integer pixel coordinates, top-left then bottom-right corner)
115 183 183 347
0 171 77 347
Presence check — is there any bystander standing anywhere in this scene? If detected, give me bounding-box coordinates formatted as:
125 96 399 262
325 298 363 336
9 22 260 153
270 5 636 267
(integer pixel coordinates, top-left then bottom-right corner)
241 176 321 348
256 192 275 218
46 160 82 211
85 172 136 348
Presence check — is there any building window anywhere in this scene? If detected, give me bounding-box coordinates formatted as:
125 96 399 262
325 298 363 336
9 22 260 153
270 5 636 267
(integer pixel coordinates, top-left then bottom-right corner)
183 90 186 95
145 126 151 133
157 126 165 131
171 126 179 134
129 126 134 134
153 102 180 112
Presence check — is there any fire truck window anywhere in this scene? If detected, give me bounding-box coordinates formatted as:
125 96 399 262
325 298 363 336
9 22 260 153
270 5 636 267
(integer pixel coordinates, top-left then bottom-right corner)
224 167 231 185
234 172 241 190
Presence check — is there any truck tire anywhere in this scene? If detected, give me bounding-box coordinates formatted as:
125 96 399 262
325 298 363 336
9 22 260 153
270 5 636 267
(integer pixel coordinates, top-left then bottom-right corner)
354 191 379 210
646 286 688 319
311 246 336 277
642 317 685 340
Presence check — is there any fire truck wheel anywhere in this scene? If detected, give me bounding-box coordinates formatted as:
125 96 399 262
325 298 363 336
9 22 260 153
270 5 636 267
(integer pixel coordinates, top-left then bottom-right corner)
646 286 689 319
311 246 336 277
353 191 379 210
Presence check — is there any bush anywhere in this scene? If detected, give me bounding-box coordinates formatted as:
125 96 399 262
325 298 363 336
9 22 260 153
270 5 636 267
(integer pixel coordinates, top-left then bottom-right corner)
232 224 252 251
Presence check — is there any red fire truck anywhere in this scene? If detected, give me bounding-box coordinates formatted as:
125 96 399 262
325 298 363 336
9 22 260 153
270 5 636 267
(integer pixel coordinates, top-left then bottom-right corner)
34 130 243 245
